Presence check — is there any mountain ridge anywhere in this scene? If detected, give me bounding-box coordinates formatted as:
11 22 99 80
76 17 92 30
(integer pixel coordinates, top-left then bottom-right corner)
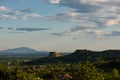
0 47 48 55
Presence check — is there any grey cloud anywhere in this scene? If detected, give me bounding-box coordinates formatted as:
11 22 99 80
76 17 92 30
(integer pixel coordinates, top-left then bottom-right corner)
45 11 91 23
52 25 95 36
52 31 70 36
70 26 97 32
52 25 105 39
0 27 3 29
6 9 31 15
106 30 120 36
16 28 51 32
20 9 31 13
52 33 64 36
61 0 102 13
8 28 13 30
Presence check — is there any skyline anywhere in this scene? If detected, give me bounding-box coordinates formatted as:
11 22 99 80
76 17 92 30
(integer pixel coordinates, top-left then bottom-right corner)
0 0 120 52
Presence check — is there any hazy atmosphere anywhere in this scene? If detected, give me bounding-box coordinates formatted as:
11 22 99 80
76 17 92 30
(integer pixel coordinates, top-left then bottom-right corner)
0 0 120 51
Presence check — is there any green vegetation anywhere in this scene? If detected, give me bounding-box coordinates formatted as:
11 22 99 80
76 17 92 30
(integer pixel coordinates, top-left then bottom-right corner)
1 49 120 80
0 61 36 80
1 61 120 80
25 49 120 65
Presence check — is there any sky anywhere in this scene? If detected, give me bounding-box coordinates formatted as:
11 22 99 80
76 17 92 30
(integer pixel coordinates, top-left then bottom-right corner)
0 0 120 52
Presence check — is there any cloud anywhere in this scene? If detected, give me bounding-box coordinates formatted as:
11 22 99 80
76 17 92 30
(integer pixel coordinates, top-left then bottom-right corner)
0 6 10 12
45 10 120 27
3 27 50 33
45 0 60 4
6 9 31 15
44 0 120 27
0 6 42 20
22 13 42 20
105 30 120 36
70 26 97 32
105 20 119 26
52 25 104 38
20 9 31 13
45 0 106 12
0 27 3 29
8 28 14 30
0 14 18 20
16 28 51 32
52 31 78 36
52 26 85 36
52 25 120 38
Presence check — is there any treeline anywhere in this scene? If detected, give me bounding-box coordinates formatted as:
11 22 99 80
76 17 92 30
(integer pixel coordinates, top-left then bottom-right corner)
25 49 120 65
0 61 36 80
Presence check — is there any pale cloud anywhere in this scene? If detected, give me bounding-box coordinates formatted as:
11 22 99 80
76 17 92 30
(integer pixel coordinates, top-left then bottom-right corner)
93 30 104 36
49 0 60 4
45 0 60 4
22 13 42 20
0 6 9 12
0 6 42 20
0 14 18 20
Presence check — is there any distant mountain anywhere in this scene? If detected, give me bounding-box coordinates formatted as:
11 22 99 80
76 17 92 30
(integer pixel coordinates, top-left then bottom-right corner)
24 49 120 65
0 47 48 56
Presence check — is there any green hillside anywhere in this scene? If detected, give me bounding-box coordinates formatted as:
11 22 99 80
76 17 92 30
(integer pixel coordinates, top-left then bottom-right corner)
24 49 120 65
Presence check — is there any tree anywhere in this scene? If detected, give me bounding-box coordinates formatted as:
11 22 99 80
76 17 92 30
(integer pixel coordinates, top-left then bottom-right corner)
71 62 104 80
10 61 36 80
0 64 11 80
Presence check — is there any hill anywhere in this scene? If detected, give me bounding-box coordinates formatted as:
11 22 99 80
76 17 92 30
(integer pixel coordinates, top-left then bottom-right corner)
24 49 120 65
0 47 48 56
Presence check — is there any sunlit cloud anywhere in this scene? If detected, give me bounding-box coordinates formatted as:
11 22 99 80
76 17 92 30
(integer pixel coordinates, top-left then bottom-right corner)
0 6 10 12
45 0 60 4
106 20 119 26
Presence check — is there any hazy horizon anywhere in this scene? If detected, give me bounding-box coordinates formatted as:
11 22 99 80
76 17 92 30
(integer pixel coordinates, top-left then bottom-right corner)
0 0 120 52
